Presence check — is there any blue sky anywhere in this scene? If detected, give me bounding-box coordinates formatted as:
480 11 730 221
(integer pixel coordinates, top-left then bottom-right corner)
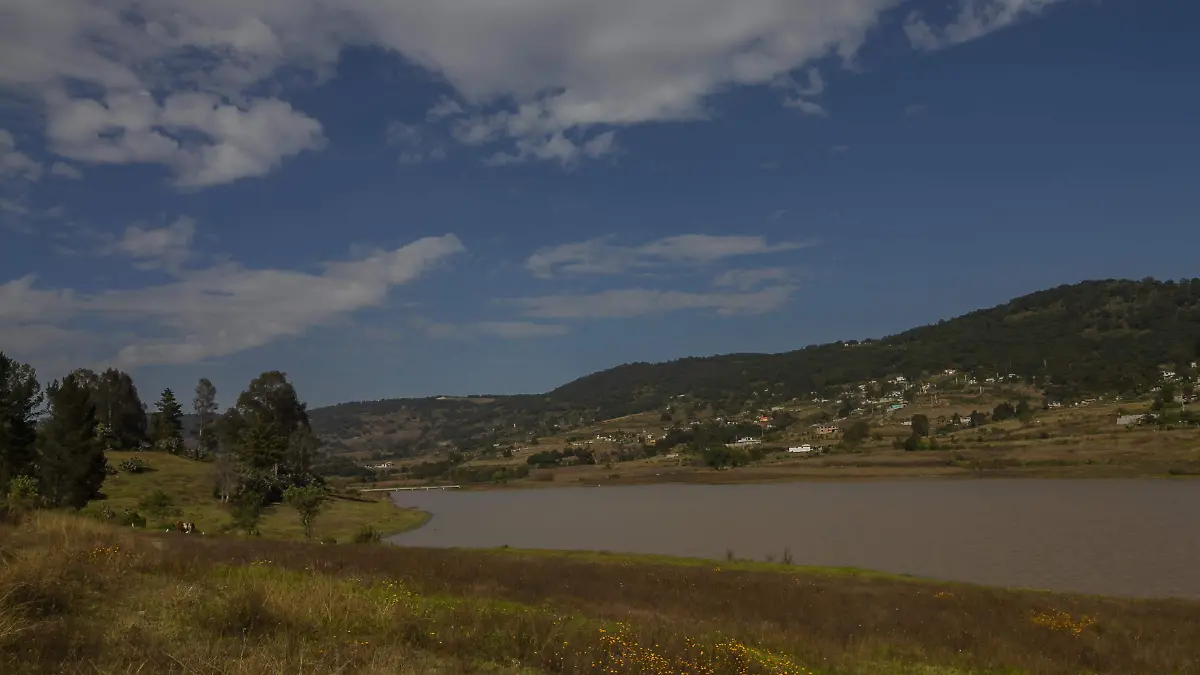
1 0 1198 408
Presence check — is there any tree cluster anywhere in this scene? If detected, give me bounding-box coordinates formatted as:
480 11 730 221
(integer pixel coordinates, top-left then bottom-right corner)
1 352 325 535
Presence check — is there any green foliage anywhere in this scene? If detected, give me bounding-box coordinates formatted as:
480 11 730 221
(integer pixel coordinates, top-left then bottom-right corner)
118 458 147 474
1016 399 1034 423
192 378 219 460
38 373 108 509
5 475 41 515
0 352 42 494
150 388 185 453
230 490 265 536
138 489 181 521
843 420 871 447
910 414 930 437
352 523 384 544
75 367 148 450
526 446 595 468
282 484 327 539
220 371 316 477
993 402 1017 422
117 509 147 528
701 445 749 469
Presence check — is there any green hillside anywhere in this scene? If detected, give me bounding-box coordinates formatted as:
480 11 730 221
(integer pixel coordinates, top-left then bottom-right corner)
310 278 1200 453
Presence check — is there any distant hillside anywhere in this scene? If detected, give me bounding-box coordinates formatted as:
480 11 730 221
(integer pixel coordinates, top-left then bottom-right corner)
309 278 1200 455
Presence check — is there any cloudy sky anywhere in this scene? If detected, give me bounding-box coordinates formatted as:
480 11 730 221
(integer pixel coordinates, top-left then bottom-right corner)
1 0 1197 407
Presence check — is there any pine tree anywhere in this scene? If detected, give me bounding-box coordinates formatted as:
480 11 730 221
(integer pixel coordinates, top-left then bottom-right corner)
150 388 184 453
38 374 107 509
0 353 42 495
192 378 219 460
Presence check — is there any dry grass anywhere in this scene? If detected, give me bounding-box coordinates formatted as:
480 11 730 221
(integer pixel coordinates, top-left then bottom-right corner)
95 451 428 541
3 512 1198 675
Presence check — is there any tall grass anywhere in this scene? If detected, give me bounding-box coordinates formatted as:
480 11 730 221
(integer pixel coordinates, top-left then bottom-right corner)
3 512 1199 674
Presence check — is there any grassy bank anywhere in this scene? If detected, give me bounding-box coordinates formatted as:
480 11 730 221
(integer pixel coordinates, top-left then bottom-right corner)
3 513 1198 675
95 451 428 541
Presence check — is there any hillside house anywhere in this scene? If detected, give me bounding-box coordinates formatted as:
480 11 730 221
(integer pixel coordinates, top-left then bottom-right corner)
814 424 838 435
788 445 814 453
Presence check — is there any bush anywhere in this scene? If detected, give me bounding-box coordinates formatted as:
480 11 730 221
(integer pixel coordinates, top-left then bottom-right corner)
117 510 147 528
118 458 147 474
138 490 181 521
353 524 383 544
5 475 41 516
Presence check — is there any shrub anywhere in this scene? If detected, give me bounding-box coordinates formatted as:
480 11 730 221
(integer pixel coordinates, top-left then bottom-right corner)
118 458 147 474
5 475 41 517
353 524 383 544
117 510 146 528
138 490 181 521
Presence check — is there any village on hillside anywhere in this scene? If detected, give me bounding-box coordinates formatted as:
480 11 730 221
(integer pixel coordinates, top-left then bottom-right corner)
351 361 1200 487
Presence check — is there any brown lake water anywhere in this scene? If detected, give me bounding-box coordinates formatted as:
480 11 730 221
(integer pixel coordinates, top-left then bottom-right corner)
389 479 1200 599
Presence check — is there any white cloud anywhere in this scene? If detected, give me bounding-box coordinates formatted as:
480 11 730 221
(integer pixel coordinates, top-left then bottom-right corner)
0 0 908 171
0 129 42 181
49 161 83 179
711 267 793 291
0 0 1072 175
0 234 465 367
784 98 827 116
43 90 325 188
512 285 796 319
417 319 570 341
526 234 811 278
107 216 196 271
778 67 828 115
905 0 1069 51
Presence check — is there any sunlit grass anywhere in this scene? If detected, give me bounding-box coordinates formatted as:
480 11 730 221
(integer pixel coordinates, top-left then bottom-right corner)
95 451 428 542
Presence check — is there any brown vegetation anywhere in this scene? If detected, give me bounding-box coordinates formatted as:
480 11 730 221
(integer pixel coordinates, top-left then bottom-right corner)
3 512 1198 674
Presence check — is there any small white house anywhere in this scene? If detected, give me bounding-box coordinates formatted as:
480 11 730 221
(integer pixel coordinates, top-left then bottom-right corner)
788 445 814 453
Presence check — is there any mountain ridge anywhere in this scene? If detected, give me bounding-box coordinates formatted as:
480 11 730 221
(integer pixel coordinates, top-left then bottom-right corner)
308 277 1200 455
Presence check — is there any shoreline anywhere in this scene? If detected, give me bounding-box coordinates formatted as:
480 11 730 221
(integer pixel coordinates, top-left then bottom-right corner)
370 462 1200 494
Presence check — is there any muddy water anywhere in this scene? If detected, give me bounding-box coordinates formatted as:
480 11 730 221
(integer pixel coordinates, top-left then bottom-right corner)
389 480 1200 599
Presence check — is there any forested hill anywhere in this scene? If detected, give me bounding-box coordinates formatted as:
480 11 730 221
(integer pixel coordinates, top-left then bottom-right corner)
310 278 1200 453
545 278 1200 416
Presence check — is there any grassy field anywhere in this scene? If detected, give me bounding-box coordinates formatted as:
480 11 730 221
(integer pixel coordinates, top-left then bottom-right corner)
94 451 428 541
3 511 1199 675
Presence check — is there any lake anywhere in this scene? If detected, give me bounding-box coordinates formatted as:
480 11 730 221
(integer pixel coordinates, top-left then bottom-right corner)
389 479 1200 599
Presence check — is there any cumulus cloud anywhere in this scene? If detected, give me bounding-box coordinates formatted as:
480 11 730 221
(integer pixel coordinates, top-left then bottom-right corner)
905 0 1069 51
0 1 1071 175
511 285 796 319
0 0 909 172
0 234 465 367
105 216 197 272
43 90 325 188
526 234 811 278
0 129 42 181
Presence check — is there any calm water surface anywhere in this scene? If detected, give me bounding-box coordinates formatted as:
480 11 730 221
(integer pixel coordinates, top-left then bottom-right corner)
389 480 1200 599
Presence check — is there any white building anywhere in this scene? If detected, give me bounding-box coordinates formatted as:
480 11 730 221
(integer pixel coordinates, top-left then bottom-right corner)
788 445 814 453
